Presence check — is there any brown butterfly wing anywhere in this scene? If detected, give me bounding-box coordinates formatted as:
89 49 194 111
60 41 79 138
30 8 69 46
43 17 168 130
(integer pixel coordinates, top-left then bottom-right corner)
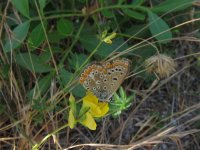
79 58 130 101
79 63 108 100
102 58 130 101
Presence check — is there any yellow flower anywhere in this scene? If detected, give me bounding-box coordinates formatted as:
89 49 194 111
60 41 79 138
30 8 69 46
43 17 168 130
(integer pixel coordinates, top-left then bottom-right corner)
82 91 109 117
101 30 117 44
68 92 109 130
80 112 97 130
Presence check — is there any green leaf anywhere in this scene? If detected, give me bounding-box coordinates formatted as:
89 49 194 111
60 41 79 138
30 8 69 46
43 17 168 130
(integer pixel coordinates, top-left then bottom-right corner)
11 0 29 18
131 0 144 5
68 53 88 70
57 18 73 36
69 93 77 116
58 69 73 87
148 11 172 43
72 85 85 98
48 31 66 42
132 45 157 59
122 9 145 21
80 35 129 58
39 50 52 63
15 53 53 73
28 22 46 50
28 74 53 99
3 21 30 52
125 24 150 38
151 0 194 14
78 106 89 122
39 0 47 13
101 9 114 18
109 87 135 118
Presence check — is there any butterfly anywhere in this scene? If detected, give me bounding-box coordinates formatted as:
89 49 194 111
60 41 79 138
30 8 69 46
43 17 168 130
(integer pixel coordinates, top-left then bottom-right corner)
79 58 130 102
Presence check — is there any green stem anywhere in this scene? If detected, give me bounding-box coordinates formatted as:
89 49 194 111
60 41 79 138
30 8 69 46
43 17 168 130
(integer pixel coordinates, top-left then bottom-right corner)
32 123 69 150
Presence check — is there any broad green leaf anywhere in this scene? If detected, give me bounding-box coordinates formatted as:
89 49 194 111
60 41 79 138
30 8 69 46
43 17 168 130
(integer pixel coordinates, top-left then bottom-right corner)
48 31 65 42
58 69 73 87
101 9 114 18
15 53 52 73
125 24 150 38
39 50 51 63
57 18 73 36
122 9 145 21
131 0 144 5
28 22 46 50
72 85 85 98
80 35 129 58
39 0 47 13
28 74 53 99
148 11 172 43
68 53 88 70
3 21 30 52
132 45 157 59
151 0 194 14
11 0 29 18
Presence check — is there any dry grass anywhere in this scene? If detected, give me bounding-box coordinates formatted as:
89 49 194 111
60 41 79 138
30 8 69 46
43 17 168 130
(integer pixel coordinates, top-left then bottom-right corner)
0 1 200 150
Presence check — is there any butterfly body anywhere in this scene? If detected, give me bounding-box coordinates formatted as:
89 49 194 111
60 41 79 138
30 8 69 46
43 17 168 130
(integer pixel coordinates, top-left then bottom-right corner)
79 58 130 101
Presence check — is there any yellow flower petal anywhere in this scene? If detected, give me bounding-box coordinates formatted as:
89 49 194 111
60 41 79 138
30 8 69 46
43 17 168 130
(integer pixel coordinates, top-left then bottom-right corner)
83 91 98 105
84 101 102 116
68 109 76 129
103 32 116 44
103 39 112 44
82 92 109 117
97 102 109 117
80 112 97 130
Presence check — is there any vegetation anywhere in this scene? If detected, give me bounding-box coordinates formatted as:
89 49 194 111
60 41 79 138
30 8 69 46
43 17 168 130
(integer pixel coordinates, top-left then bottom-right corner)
0 0 200 149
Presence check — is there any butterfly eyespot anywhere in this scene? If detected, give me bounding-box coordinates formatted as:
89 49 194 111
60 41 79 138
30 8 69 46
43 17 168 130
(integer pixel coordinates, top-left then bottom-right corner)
113 77 118 81
100 75 103 78
120 72 123 75
86 87 90 90
96 80 101 84
103 78 107 82
108 72 111 75
79 77 83 82
81 73 84 76
97 86 100 89
103 86 107 90
93 87 96 90
85 81 89 85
